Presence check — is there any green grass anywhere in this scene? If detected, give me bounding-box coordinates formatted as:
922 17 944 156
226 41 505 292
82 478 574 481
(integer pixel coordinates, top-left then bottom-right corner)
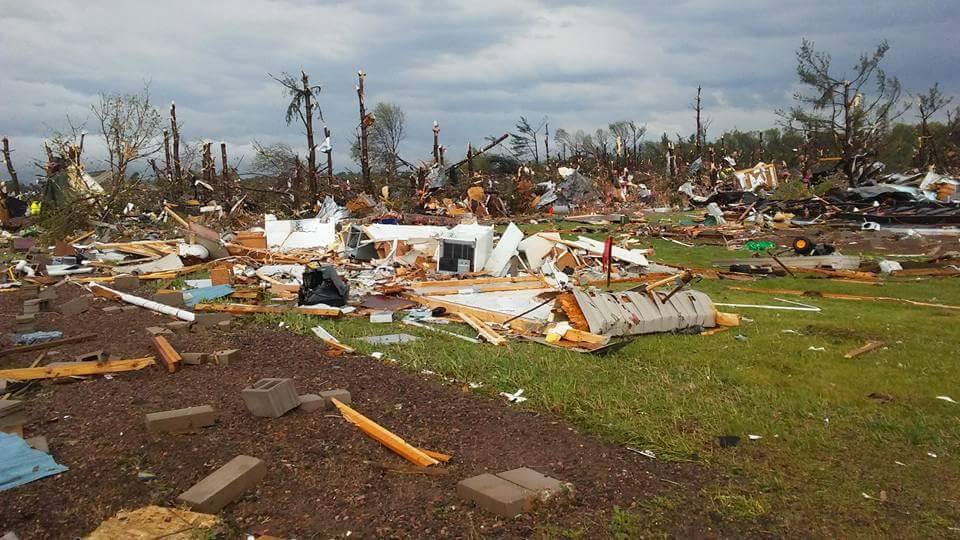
247 227 959 537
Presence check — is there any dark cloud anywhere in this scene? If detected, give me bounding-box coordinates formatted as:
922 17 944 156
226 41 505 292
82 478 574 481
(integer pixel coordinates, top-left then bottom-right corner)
0 0 956 179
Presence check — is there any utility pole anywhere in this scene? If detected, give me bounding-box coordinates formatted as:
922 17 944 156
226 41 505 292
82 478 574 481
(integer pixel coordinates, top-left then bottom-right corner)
357 70 372 192
2 137 21 194
432 121 440 163
170 103 183 188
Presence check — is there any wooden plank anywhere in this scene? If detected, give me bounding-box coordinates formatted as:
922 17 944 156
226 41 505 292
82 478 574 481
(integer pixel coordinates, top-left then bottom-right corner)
150 336 181 373
457 313 507 345
401 292 529 325
0 357 156 380
0 333 98 358
844 341 884 359
715 311 741 327
726 286 960 311
562 327 610 345
331 398 440 467
194 303 341 317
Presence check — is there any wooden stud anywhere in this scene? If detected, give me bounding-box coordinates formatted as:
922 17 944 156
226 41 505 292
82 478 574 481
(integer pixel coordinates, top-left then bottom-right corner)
0 357 156 380
844 341 884 359
457 313 507 346
331 398 440 467
151 336 182 373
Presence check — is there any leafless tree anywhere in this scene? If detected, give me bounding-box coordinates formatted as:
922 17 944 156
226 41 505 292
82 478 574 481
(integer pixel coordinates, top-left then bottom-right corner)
91 85 163 184
913 83 953 168
779 39 908 185
271 70 322 197
369 102 406 178
510 116 545 163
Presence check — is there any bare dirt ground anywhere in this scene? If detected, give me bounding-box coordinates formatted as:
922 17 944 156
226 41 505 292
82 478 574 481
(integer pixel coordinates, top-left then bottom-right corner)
0 284 748 538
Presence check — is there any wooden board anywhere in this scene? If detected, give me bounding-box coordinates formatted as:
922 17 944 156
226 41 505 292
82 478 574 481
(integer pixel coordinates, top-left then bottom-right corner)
401 292 532 326
0 357 156 380
844 340 884 359
331 398 440 467
194 303 341 317
457 313 507 346
413 281 549 296
151 336 181 373
0 333 98 357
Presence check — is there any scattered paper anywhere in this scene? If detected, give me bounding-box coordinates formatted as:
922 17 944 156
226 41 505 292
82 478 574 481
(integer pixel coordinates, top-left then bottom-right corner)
500 389 527 403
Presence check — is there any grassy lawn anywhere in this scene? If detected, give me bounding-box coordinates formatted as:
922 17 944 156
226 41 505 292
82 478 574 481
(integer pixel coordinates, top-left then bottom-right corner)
238 226 959 536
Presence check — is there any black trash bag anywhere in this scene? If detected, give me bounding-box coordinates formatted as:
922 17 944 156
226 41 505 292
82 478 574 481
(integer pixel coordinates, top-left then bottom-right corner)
299 266 349 307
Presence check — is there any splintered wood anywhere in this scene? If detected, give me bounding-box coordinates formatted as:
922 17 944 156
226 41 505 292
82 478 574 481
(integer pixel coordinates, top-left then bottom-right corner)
331 398 444 467
457 312 507 346
0 357 156 380
844 341 884 358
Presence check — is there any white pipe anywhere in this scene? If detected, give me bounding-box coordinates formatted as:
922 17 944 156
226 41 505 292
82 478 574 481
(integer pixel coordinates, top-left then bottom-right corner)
91 284 195 321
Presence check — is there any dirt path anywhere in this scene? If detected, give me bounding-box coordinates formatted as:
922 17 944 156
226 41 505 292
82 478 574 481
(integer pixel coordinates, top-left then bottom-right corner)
0 285 736 538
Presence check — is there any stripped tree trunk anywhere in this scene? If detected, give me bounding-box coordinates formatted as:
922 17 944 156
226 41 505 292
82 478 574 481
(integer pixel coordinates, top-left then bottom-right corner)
695 85 703 159
301 71 319 199
170 103 183 188
467 144 474 180
2 137 20 194
162 129 172 179
357 71 372 191
324 126 333 183
432 121 440 163
544 123 550 165
220 142 230 199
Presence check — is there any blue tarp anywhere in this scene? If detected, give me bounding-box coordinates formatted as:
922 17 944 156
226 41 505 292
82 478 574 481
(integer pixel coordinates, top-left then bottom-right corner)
0 432 67 491
182 285 234 307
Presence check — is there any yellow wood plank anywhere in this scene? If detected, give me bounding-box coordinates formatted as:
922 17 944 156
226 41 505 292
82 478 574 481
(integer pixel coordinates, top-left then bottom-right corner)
0 357 156 380
457 313 507 345
331 398 439 467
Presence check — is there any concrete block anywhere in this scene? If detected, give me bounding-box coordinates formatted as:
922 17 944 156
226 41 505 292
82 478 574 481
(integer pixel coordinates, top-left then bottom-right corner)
75 349 108 362
145 405 218 434
457 473 535 517
146 326 174 336
22 299 42 315
113 275 140 290
15 313 38 322
194 312 234 328
298 394 324 412
181 352 210 365
25 436 49 453
176 455 266 513
154 290 184 307
318 389 351 408
58 296 90 316
14 314 36 333
121 305 139 312
19 284 39 300
102 306 122 314
496 468 567 498
164 321 193 335
38 287 58 301
241 378 299 418
212 349 239 366
0 399 23 417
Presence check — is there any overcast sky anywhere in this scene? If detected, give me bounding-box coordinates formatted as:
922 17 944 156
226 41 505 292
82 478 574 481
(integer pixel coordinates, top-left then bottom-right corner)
1 0 957 181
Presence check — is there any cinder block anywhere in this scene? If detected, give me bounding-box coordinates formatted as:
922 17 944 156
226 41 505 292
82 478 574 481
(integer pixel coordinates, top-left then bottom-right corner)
22 299 42 315
212 349 239 366
194 312 233 328
59 296 90 316
38 287 58 301
181 352 210 365
457 473 535 517
145 405 218 434
146 326 174 336
14 314 36 333
241 378 299 418
164 321 193 335
75 349 108 362
298 394 324 412
113 275 140 290
496 468 567 498
102 306 122 314
176 455 266 513
25 436 49 453
318 389 351 408
154 290 184 307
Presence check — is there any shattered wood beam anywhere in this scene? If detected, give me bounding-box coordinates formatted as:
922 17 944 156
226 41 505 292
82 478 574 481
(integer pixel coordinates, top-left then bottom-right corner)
0 333 98 357
446 133 509 170
457 313 507 346
332 398 440 467
194 303 341 317
2 137 21 194
0 357 156 380
844 341 884 359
